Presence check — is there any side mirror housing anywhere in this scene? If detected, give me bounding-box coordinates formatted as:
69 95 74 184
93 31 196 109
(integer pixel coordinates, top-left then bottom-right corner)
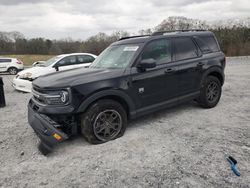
137 58 156 69
54 65 59 71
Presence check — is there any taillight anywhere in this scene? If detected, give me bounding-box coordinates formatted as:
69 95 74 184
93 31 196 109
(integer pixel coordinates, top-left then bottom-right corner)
16 59 23 64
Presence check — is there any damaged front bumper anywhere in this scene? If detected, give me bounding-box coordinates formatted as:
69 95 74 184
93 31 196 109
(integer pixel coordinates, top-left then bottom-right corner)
28 100 69 154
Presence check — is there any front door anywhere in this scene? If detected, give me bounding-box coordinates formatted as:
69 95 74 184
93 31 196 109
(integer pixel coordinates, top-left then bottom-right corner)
130 38 179 110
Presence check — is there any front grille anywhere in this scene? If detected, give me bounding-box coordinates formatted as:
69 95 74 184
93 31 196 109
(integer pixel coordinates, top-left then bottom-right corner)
20 77 33 81
29 99 39 111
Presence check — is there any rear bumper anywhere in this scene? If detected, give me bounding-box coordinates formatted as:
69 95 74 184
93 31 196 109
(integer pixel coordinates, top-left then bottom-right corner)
12 77 32 93
28 100 69 151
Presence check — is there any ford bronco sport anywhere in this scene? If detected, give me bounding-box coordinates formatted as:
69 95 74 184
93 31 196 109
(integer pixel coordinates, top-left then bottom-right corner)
28 30 225 155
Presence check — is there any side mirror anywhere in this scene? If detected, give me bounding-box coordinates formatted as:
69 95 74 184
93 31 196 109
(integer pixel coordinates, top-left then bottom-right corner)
137 58 156 69
54 65 59 71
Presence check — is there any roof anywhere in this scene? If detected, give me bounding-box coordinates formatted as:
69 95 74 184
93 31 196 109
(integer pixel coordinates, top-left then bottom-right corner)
58 53 97 58
114 30 214 45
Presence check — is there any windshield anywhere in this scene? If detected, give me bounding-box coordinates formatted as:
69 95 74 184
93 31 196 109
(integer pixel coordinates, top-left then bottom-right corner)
90 44 140 69
43 56 62 67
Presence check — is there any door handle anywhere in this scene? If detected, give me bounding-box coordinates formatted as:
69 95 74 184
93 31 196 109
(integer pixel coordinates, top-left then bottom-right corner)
197 62 204 67
164 68 175 74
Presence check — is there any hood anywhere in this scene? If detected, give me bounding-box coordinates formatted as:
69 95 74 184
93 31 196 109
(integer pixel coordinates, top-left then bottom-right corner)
33 67 125 89
18 66 54 78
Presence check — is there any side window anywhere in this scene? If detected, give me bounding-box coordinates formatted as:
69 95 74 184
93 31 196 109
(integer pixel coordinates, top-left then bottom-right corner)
141 39 172 64
197 36 220 52
194 37 212 53
0 59 11 63
78 55 95 64
174 37 198 61
57 56 77 66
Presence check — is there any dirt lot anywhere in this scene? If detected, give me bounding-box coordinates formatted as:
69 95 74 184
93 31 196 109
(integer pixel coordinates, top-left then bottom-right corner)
0 58 250 188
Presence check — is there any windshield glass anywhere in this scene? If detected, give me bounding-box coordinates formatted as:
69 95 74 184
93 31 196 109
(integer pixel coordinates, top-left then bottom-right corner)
43 56 62 67
90 44 140 68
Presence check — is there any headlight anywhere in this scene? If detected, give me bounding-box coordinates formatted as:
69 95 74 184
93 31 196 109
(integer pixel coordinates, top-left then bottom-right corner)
19 72 32 79
32 89 70 105
45 91 69 105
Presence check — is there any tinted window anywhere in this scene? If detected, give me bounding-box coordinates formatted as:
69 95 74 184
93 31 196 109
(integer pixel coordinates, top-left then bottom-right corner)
57 56 77 66
0 59 11 63
142 39 172 64
174 37 198 61
196 36 219 52
78 55 95 64
194 37 212 53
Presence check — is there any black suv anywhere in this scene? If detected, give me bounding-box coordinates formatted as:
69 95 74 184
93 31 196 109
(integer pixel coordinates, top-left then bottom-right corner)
28 30 225 154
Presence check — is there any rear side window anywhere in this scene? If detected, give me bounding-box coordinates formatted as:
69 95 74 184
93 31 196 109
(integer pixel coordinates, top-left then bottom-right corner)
141 39 172 64
78 55 95 64
0 59 11 63
57 56 77 66
174 37 198 61
194 36 220 53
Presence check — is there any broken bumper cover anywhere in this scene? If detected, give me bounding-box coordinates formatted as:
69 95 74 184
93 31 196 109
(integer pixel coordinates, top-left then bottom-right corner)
28 101 69 152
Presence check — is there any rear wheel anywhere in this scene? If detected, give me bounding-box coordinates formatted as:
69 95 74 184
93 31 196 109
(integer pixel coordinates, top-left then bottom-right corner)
197 76 222 108
8 67 18 75
81 99 127 144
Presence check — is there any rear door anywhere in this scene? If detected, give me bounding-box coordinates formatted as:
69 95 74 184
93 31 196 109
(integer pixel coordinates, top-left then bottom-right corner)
0 58 11 72
173 37 204 96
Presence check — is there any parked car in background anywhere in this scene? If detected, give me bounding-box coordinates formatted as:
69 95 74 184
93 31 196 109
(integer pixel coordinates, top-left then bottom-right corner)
12 53 97 92
0 57 24 75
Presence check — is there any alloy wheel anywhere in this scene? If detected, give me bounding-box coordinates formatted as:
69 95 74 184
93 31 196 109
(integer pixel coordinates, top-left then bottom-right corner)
93 109 122 141
9 68 17 75
206 81 219 103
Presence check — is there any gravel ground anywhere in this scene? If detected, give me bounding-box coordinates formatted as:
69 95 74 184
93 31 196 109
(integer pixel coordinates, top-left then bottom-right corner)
0 58 250 188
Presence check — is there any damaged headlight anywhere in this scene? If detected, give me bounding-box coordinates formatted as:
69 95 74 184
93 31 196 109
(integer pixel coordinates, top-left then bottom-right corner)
19 72 34 81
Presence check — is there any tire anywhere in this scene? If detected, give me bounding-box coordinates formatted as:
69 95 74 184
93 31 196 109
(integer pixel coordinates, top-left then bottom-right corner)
8 67 18 75
197 76 222 108
81 99 127 144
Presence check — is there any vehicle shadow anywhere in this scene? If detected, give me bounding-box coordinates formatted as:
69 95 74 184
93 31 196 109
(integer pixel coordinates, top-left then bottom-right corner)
53 101 202 155
128 101 201 128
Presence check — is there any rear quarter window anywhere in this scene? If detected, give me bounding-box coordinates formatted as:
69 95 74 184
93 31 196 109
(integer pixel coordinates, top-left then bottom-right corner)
194 36 220 53
78 55 95 64
0 59 11 63
174 37 198 61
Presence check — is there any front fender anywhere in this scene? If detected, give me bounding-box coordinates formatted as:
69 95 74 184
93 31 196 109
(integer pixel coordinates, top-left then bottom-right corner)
76 89 136 118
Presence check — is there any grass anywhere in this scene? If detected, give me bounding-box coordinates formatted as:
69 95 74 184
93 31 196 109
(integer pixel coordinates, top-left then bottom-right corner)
2 54 54 66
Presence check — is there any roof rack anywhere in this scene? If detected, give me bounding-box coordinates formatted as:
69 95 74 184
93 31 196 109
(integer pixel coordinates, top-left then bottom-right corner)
118 30 208 41
151 29 207 36
119 35 150 41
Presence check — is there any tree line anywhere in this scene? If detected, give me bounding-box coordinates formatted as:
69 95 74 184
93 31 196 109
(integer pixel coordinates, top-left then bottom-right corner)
1 16 250 56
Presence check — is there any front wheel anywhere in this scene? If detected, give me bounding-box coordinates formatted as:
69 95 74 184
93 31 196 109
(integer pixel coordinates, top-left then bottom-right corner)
81 99 127 144
197 76 222 108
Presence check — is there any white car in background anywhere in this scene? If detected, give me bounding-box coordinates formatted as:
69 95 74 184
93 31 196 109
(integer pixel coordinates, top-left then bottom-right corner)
0 57 24 75
12 53 97 92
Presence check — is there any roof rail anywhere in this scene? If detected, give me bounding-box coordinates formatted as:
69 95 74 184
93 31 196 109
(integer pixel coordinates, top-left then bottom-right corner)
119 35 150 41
152 29 207 36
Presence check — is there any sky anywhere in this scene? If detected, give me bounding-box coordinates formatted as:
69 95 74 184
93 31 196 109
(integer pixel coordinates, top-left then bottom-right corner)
0 0 250 39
